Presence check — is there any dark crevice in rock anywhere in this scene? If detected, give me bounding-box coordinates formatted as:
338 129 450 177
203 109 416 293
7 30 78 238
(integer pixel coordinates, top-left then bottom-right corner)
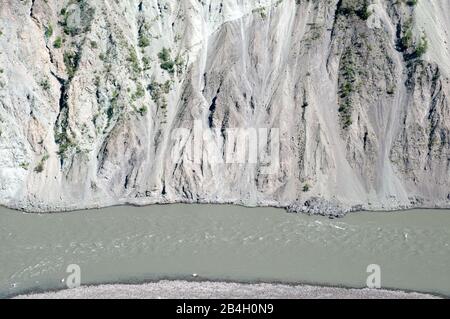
161 183 167 196
208 86 221 128
45 43 55 65
124 174 130 189
52 46 82 167
220 109 229 142
331 0 343 38
30 0 38 24
427 67 444 160
250 96 256 112
96 138 109 174
53 79 70 166
363 131 368 151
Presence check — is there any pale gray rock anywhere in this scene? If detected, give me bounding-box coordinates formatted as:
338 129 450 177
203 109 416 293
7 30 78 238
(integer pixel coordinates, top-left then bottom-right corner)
14 280 440 299
0 0 449 214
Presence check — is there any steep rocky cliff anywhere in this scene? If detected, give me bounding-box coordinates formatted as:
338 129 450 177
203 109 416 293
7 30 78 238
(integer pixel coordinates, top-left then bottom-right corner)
0 0 449 214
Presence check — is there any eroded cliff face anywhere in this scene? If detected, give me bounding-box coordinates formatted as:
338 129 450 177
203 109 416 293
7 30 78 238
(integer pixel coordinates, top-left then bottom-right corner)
0 0 449 214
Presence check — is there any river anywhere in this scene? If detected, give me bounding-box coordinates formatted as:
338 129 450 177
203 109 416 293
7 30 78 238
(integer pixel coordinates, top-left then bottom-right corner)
1 204 449 298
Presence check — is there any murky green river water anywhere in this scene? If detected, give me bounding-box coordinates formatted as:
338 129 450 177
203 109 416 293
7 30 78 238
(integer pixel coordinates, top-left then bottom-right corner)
1 204 449 298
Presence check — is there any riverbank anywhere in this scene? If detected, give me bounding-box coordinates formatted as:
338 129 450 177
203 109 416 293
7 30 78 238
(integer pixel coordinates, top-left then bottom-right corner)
3 195 450 217
13 280 439 299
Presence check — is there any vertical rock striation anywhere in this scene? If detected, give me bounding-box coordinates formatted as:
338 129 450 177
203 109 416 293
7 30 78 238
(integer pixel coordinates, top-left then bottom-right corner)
0 0 449 214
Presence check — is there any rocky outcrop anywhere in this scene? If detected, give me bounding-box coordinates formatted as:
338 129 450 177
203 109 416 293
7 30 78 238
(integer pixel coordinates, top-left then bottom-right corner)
0 0 449 214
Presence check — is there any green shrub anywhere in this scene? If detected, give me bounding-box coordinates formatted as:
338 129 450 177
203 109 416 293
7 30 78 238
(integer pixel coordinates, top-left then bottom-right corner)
127 49 141 74
160 61 175 73
158 48 171 62
138 106 148 116
39 78 51 91
132 83 145 100
34 154 49 173
142 56 151 70
158 48 175 73
400 29 413 51
34 163 44 173
415 36 428 57
45 24 53 38
53 36 62 48
138 35 150 48
63 51 80 79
